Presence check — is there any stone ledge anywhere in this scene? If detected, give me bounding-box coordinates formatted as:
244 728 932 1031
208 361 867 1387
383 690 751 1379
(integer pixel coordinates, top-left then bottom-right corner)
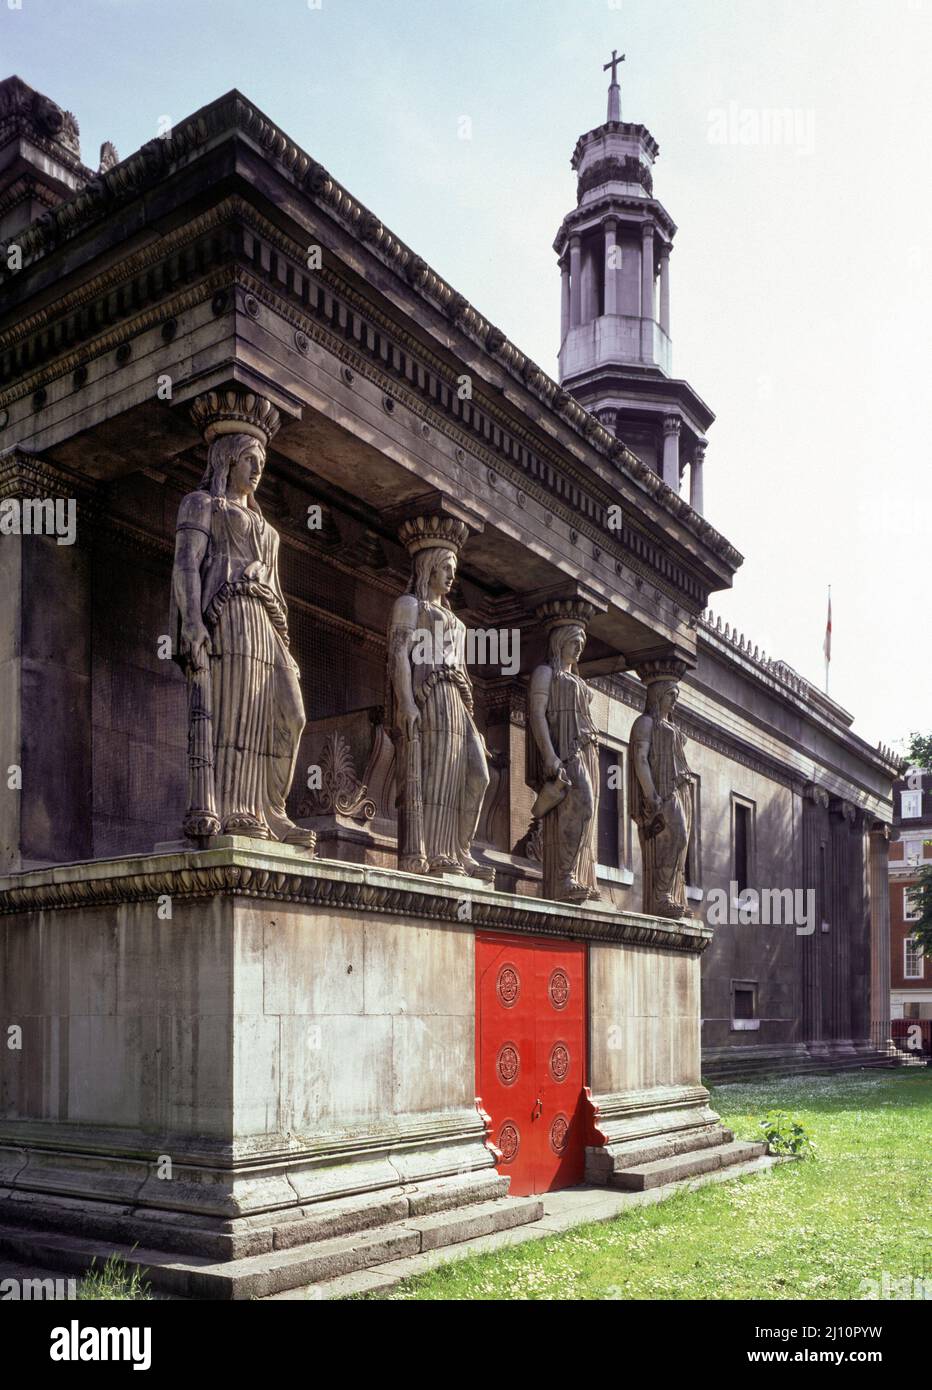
0 841 711 953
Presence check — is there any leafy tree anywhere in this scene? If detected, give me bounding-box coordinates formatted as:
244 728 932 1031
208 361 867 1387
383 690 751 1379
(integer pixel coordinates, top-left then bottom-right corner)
910 865 932 956
900 732 931 953
905 732 932 770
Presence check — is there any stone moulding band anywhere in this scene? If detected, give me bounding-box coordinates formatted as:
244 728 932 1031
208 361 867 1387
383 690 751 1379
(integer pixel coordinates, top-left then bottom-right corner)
0 1105 491 1182
0 851 711 953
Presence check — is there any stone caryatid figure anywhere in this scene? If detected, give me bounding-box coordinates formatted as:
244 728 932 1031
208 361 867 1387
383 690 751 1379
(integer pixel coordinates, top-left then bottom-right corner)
388 514 492 880
169 389 314 849
527 599 601 905
629 661 693 918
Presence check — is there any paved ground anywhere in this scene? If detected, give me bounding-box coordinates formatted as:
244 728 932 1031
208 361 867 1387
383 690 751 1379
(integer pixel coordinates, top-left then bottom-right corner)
265 1152 782 1300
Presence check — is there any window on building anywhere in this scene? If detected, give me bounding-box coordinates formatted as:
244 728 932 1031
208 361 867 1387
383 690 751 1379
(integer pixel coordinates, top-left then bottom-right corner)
597 745 622 869
901 790 922 819
733 987 755 1019
904 936 924 980
904 887 922 923
733 800 753 895
904 839 923 866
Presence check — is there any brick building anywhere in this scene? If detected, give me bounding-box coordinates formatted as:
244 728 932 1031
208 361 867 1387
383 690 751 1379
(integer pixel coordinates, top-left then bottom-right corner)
889 769 932 1021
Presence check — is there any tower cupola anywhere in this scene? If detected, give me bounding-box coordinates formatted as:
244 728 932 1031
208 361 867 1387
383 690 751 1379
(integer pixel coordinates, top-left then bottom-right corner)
554 55 713 511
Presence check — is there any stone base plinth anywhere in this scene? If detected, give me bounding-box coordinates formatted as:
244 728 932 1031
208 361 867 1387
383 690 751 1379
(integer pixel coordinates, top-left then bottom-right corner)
0 842 714 1292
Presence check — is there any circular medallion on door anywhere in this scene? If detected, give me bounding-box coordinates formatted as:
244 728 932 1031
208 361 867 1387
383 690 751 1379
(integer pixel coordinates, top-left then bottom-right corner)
498 1122 520 1162
496 964 520 1008
548 967 570 1010
549 1114 569 1154
549 1042 570 1082
496 1042 520 1086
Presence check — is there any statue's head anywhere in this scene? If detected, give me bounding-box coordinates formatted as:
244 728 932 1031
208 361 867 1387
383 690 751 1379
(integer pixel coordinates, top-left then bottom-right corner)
412 546 457 604
200 431 266 511
645 679 679 719
548 622 586 673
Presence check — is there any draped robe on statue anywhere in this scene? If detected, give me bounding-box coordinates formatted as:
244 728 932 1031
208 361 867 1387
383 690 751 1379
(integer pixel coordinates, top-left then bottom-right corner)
527 667 600 900
629 713 693 918
171 490 305 840
389 596 488 873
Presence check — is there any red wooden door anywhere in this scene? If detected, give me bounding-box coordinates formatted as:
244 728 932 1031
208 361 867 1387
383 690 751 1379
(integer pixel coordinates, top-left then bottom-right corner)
476 933 587 1196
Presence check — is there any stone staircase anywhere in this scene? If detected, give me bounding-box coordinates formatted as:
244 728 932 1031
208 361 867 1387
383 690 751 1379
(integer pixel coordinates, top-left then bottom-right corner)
702 1045 902 1086
597 1125 767 1191
0 1174 543 1300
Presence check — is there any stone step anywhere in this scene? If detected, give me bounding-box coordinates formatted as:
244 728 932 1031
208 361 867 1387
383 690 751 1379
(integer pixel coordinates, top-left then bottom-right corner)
610 1139 768 1191
271 1154 782 1300
0 1194 544 1300
594 1126 735 1180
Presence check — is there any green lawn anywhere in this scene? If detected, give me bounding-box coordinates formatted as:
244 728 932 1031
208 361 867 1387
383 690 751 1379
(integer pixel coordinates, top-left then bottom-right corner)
368 1070 932 1300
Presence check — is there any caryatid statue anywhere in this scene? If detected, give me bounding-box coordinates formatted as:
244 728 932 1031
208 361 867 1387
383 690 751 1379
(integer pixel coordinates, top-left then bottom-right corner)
628 661 693 918
169 389 315 849
388 514 492 880
527 599 601 905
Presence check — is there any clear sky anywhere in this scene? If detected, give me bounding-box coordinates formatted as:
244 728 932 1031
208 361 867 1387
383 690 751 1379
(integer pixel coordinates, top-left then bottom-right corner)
3 0 929 752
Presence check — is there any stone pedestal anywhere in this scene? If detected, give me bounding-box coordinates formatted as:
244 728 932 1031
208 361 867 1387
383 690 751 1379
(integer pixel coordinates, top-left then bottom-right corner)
0 842 721 1295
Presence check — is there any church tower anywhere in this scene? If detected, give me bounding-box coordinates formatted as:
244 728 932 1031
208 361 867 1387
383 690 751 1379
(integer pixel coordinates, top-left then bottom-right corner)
554 53 711 512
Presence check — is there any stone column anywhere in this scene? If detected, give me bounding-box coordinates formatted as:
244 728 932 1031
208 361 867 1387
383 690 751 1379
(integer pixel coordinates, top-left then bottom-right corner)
801 782 830 1052
604 217 619 316
640 223 655 317
640 223 655 362
560 256 571 342
569 235 582 329
829 797 857 1049
869 822 893 1051
479 678 532 892
659 242 671 335
689 441 706 515
0 447 96 870
661 416 681 491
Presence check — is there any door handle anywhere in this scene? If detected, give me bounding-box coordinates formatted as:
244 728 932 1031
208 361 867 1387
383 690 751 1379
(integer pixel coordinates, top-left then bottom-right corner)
532 1096 543 1120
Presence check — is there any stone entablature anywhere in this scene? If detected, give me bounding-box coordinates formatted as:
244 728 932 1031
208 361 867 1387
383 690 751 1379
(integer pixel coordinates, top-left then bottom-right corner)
0 92 742 583
0 197 733 628
596 668 893 820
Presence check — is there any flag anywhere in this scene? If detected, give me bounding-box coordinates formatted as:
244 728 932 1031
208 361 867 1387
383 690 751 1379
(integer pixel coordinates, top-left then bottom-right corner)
823 588 832 665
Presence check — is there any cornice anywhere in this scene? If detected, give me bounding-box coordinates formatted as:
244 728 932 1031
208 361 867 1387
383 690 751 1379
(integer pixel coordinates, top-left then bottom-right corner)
570 121 661 168
556 195 676 247
0 853 712 953
0 265 230 409
0 447 100 512
699 611 904 779
593 668 889 805
0 175 61 221
0 91 742 577
0 199 239 353
233 265 708 612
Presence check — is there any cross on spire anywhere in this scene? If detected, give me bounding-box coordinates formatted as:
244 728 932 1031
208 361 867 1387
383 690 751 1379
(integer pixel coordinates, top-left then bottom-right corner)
603 49 625 121
603 49 625 85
